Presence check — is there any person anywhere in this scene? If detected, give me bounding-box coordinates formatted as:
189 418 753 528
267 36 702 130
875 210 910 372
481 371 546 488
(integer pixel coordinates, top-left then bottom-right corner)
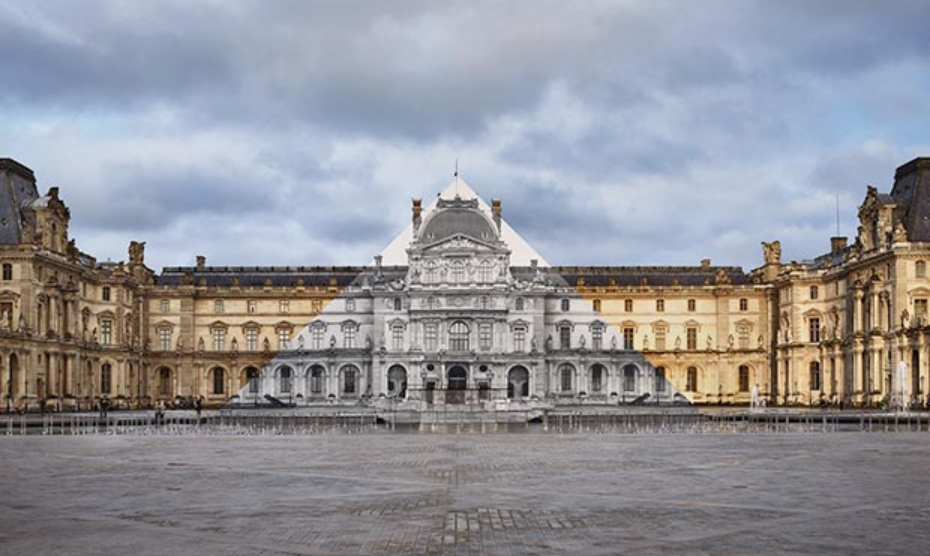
99 394 109 418
155 399 166 426
194 396 202 419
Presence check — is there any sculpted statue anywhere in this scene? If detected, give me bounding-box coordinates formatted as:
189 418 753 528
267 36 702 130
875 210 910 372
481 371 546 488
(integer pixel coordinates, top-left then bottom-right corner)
128 241 145 264
0 310 9 331
715 269 731 285
894 221 907 243
762 240 781 265
545 334 553 350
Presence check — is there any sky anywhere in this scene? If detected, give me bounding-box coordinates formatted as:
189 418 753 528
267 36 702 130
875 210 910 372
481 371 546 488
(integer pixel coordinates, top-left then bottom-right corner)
2 0 929 272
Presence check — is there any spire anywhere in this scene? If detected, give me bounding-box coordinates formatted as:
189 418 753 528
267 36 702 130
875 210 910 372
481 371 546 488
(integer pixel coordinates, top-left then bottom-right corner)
454 159 460 198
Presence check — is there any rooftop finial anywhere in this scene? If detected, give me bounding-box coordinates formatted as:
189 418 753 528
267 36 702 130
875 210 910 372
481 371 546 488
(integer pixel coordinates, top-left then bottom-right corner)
454 158 460 198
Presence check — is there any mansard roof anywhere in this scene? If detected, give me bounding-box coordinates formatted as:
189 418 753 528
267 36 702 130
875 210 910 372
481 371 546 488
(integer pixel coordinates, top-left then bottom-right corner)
890 157 930 241
551 266 751 287
419 197 498 244
0 158 39 245
155 266 372 288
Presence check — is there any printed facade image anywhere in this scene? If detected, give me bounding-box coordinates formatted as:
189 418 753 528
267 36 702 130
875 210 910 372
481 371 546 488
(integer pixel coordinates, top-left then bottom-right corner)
2 156 930 411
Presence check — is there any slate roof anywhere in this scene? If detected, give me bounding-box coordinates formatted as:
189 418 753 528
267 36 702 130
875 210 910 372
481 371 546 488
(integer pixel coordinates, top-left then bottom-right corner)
0 158 38 245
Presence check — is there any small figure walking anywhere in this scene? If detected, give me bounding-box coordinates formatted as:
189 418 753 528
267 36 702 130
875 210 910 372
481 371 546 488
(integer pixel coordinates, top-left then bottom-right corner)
99 394 110 418
155 399 166 426
194 396 203 419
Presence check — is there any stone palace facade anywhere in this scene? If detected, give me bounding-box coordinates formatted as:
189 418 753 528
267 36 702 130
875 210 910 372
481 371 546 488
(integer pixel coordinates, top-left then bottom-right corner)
2 156 930 411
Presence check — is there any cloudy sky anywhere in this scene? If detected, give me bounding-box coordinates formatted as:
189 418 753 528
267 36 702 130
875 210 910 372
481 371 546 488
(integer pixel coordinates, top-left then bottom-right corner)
2 0 929 272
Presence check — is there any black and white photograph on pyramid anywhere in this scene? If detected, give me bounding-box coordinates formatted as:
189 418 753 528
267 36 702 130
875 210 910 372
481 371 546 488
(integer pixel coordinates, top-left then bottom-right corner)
3 1 930 555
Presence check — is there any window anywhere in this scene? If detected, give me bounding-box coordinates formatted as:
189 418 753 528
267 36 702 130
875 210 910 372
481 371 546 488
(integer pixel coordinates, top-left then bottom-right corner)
246 368 259 394
451 261 465 283
810 286 819 300
212 328 226 351
592 299 601 312
656 299 665 312
424 261 438 284
560 365 573 392
158 327 171 351
394 298 402 311
247 300 257 313
100 319 112 345
310 366 325 395
738 365 750 392
312 299 323 312
656 367 667 392
343 367 357 395
623 365 636 392
478 260 493 283
916 299 928 325
160 299 170 313
655 326 667 351
810 361 822 390
738 324 751 350
515 297 525 311
592 324 603 350
513 326 526 352
449 321 469 351
918 261 927 278
102 286 111 302
739 298 748 311
687 299 696 312
623 327 634 350
479 296 491 310
101 363 112 395
559 324 571 349
343 323 357 348
392 323 404 351
278 367 292 394
424 322 438 351
686 327 698 350
311 326 324 350
624 299 633 312
1 263 11 281
280 300 290 313
214 299 224 313
345 298 356 312
277 328 291 350
591 365 604 392
212 368 225 395
686 367 698 392
479 323 492 351
561 298 570 311
159 367 171 396
245 328 258 352
809 317 821 343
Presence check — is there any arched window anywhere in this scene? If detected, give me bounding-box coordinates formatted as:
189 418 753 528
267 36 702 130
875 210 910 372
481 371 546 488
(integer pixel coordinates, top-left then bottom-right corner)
310 365 325 395
508 366 530 399
559 364 574 392
278 366 292 394
449 321 469 351
738 365 750 392
342 365 359 395
101 363 112 395
450 261 465 283
623 364 637 392
686 366 699 392
424 261 438 284
388 365 407 398
478 260 494 283
212 367 226 395
809 361 822 391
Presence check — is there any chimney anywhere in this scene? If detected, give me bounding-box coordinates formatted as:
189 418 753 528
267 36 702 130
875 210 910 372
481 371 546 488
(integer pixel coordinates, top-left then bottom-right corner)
700 258 711 268
830 236 848 254
492 199 502 232
196 255 206 270
412 199 422 233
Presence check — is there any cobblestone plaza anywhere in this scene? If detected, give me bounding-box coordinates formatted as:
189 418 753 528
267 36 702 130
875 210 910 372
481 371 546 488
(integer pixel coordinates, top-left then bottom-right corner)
3 430 929 555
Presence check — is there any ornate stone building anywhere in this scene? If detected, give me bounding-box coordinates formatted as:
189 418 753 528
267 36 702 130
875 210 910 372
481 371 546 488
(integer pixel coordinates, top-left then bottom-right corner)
1 156 928 411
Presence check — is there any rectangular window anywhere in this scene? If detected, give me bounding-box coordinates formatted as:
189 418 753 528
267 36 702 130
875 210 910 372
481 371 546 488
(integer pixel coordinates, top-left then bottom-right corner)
810 286 819 300
344 325 357 348
656 299 665 312
687 299 696 312
213 328 226 351
160 299 170 313
100 319 112 345
392 325 404 351
102 286 111 302
656 367 667 392
739 366 750 392
1 263 11 281
246 328 258 352
424 323 438 352
560 368 572 392
513 326 526 352
345 299 356 312
592 299 601 312
592 326 603 350
686 367 698 392
281 300 290 313
738 325 750 350
158 328 171 351
247 300 257 313
559 325 571 349
686 327 698 350
655 327 667 351
278 328 290 350
479 323 492 351
344 370 357 395
809 317 821 343
214 299 224 313
623 327 634 350
311 327 324 350
624 299 633 312
739 298 748 311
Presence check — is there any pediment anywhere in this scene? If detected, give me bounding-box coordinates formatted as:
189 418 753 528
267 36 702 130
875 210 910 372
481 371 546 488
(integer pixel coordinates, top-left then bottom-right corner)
419 233 504 255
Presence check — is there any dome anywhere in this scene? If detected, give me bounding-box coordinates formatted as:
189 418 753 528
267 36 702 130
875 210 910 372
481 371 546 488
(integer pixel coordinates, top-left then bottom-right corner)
420 205 497 243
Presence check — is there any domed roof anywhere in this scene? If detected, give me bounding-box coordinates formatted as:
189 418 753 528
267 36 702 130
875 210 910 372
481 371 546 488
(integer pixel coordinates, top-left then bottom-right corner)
420 200 497 243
